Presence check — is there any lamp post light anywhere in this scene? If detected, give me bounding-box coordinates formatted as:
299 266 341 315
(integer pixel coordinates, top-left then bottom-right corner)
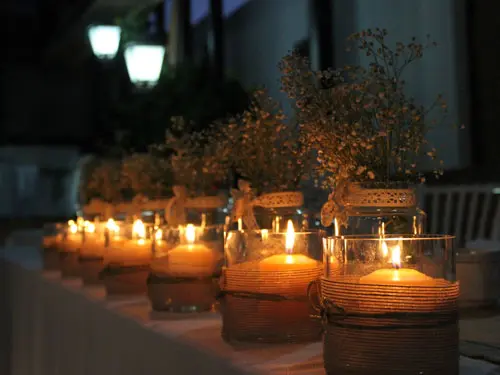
87 25 122 60
124 43 166 88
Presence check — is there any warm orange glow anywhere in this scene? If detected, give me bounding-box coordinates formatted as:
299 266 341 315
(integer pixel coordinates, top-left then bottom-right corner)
261 229 269 240
275 216 280 233
76 217 84 227
391 243 401 268
84 220 95 233
237 218 243 231
68 220 78 234
381 241 389 258
185 224 196 244
132 219 146 239
106 218 120 234
334 218 339 236
285 220 295 252
155 228 163 241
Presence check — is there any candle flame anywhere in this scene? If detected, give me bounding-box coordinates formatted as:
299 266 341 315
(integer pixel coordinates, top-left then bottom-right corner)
132 219 146 239
285 220 295 253
76 217 84 228
285 254 294 264
381 241 389 258
68 220 78 234
155 228 163 241
185 224 196 244
334 218 339 236
106 219 120 234
84 220 95 233
275 216 280 233
391 244 401 269
237 218 243 231
261 229 269 240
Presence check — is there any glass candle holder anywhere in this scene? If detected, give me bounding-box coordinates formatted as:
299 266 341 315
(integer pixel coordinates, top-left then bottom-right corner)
321 234 459 375
103 219 153 266
100 219 153 296
339 182 426 236
220 220 325 343
60 218 84 252
148 224 224 312
59 219 85 278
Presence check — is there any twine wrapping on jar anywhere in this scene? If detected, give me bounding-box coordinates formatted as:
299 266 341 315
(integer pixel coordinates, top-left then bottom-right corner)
230 180 304 230
218 265 323 343
319 277 459 375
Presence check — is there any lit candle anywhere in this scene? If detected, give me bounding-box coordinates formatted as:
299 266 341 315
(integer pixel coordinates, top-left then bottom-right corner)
261 229 269 241
274 216 280 233
104 219 152 264
106 218 120 239
150 224 219 277
259 220 319 271
237 218 243 231
61 218 83 252
334 218 339 237
360 240 435 286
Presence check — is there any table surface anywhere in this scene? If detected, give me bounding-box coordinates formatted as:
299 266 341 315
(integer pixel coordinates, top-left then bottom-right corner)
2 245 500 375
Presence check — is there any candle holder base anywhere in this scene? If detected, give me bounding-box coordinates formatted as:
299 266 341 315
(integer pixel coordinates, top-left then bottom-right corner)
78 255 104 285
42 246 60 271
59 251 81 278
220 266 323 344
321 277 460 375
100 263 150 296
221 295 322 344
147 272 217 313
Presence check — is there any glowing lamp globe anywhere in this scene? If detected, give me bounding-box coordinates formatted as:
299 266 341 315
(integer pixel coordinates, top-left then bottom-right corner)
124 43 165 87
87 25 121 59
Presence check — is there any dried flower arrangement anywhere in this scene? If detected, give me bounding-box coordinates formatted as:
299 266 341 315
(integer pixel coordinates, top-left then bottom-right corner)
121 150 173 200
156 116 229 196
217 90 309 195
83 158 124 204
280 28 447 191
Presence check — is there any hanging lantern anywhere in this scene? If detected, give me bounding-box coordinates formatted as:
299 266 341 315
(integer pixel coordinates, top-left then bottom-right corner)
87 25 121 59
124 43 166 88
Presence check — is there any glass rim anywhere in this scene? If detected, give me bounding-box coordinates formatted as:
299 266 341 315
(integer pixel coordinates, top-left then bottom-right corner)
227 229 326 235
327 234 455 241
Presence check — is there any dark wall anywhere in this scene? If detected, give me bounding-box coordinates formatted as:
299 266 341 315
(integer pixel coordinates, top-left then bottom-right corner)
468 0 500 168
1 65 93 146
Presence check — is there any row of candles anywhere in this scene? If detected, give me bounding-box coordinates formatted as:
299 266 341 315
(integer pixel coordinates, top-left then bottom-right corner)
51 214 457 375
60 215 443 288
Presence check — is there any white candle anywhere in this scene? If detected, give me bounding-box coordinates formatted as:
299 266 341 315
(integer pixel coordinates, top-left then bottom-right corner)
151 224 218 277
259 220 319 271
104 219 152 264
61 219 83 252
360 241 436 286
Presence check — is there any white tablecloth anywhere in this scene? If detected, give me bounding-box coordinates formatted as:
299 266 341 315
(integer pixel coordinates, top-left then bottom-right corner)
1 245 499 375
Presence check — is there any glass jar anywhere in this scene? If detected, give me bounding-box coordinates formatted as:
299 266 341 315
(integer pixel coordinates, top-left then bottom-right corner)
229 190 315 231
340 182 426 236
221 220 325 343
321 234 458 375
148 223 225 312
